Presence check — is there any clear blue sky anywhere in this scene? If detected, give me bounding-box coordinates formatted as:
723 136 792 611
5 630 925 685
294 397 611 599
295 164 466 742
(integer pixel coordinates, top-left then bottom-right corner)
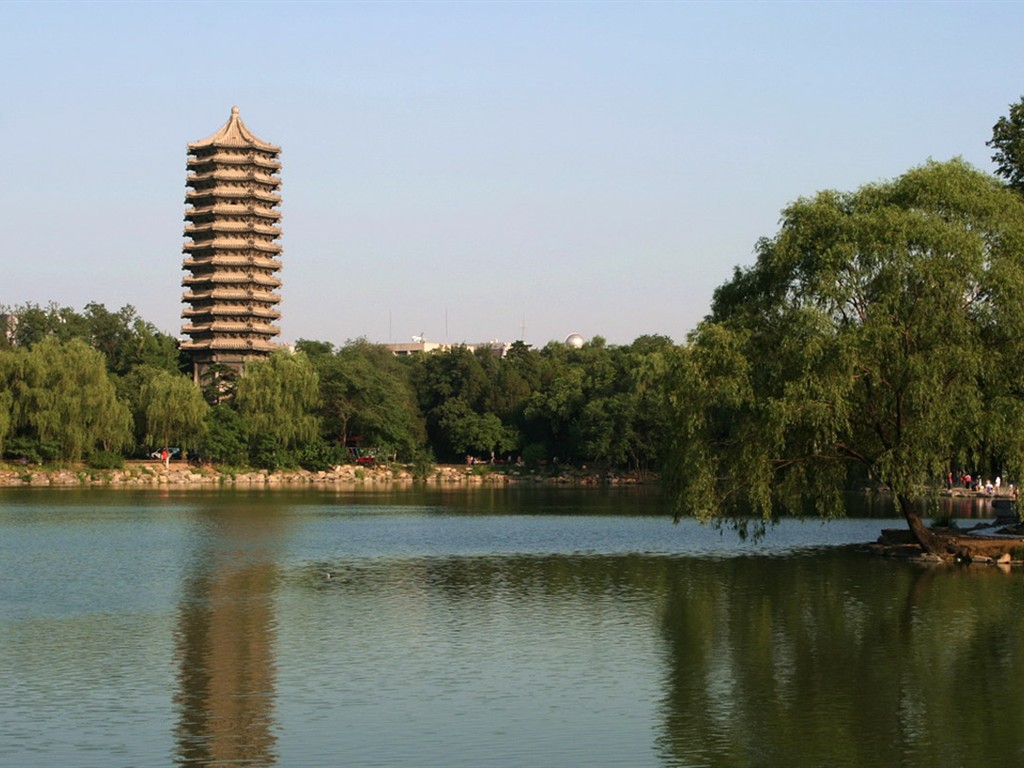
2 1 1022 347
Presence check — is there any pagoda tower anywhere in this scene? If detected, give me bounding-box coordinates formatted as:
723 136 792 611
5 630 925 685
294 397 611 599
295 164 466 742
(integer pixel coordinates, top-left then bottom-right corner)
181 106 282 381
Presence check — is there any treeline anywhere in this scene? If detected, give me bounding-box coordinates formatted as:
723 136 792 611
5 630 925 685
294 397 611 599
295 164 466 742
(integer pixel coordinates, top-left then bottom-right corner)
0 302 677 471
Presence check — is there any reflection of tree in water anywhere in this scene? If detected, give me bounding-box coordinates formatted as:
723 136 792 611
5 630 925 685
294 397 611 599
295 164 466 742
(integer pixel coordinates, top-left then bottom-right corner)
174 505 286 767
655 554 1024 767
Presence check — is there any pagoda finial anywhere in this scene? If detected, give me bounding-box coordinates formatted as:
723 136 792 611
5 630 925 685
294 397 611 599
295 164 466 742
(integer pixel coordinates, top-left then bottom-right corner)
231 105 240 116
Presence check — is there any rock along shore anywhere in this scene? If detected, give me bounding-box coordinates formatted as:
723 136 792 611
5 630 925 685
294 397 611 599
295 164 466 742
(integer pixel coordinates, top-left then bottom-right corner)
0 461 655 490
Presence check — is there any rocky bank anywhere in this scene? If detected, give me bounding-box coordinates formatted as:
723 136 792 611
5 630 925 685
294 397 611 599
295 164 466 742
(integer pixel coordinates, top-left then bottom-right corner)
0 461 654 489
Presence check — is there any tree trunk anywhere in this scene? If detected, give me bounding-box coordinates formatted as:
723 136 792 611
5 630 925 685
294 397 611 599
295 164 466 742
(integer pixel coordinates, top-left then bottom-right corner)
897 494 946 557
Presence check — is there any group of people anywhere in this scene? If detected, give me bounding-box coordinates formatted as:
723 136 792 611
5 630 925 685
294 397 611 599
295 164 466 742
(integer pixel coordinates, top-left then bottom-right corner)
947 471 1015 497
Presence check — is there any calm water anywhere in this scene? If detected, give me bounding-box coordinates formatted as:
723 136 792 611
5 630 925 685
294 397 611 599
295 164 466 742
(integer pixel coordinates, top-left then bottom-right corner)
2 486 1023 768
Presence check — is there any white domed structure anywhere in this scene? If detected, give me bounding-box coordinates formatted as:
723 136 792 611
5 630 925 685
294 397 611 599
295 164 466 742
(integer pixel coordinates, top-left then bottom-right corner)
565 333 585 349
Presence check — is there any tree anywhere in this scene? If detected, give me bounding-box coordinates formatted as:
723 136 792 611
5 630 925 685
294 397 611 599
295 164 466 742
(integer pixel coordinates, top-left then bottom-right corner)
436 397 518 459
235 351 321 463
138 369 209 455
0 384 12 459
200 404 250 465
294 338 335 358
310 339 424 459
7 302 88 348
989 96 1024 193
623 335 676 473
4 302 181 376
524 364 585 461
410 346 493 461
665 160 1024 556
7 337 132 462
573 393 636 467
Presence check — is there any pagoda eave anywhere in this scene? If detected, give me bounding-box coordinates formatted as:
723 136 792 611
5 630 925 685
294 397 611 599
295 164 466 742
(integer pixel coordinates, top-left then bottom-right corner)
183 289 281 304
182 241 282 254
181 338 280 352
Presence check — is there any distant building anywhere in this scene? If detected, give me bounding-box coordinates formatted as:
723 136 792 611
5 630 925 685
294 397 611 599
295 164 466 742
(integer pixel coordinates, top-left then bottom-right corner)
383 340 512 358
385 340 450 356
180 107 283 381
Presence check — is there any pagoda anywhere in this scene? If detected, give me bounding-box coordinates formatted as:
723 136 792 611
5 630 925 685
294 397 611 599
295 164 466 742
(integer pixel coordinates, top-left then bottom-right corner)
181 106 282 381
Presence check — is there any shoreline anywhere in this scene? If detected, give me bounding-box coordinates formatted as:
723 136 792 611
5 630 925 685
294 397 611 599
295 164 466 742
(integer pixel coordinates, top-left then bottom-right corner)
0 462 656 490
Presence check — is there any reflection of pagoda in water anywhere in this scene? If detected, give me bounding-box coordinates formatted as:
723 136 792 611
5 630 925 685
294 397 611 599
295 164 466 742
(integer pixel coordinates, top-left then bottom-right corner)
181 107 283 381
174 511 282 766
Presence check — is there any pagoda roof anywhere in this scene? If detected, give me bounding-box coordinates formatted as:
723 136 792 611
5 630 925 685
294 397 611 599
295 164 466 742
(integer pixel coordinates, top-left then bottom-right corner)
184 221 282 237
182 239 283 255
186 203 281 219
183 305 281 319
183 288 281 304
182 255 283 271
185 188 281 205
182 272 282 287
183 321 280 336
188 107 280 153
180 338 280 352
189 153 281 170
186 170 280 186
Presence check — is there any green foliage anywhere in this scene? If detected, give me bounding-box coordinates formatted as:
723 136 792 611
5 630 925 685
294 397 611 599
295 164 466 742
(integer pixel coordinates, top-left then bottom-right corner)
4 435 59 464
520 442 547 466
524 364 585 458
5 302 87 348
138 369 209 454
249 432 293 471
0 302 676 473
4 302 180 376
390 336 678 468
200 404 249 465
665 159 1024 549
312 338 424 460
989 96 1024 193
2 337 132 463
296 439 343 472
410 345 493 459
116 364 164 446
236 350 321 451
87 451 125 470
573 393 637 467
295 338 335 358
0 388 11 459
410 446 435 480
412 345 490 411
436 397 518 459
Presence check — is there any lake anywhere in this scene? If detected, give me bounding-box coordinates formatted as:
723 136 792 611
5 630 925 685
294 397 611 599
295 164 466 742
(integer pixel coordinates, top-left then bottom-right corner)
1 486 1022 767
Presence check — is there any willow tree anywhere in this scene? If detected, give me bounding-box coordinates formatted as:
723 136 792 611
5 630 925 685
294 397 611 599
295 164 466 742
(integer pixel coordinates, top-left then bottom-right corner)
235 350 321 454
138 369 209 455
0 349 26 460
9 337 132 462
0 384 12 459
665 160 1024 555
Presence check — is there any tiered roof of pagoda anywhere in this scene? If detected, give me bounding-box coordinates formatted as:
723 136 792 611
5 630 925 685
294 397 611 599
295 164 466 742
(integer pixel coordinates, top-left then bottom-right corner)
188 107 281 153
180 107 283 367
